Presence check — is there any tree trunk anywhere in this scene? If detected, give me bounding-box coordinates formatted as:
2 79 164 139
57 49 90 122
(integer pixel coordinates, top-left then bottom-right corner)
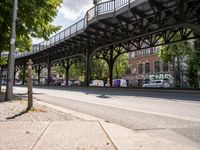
5 0 18 101
0 52 2 93
27 60 33 110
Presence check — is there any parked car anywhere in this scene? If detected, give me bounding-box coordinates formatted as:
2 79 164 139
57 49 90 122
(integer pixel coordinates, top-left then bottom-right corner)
89 80 104 87
1 80 6 85
72 80 81 86
32 79 38 85
32 81 38 86
54 79 63 86
61 80 73 86
143 80 170 88
15 80 22 85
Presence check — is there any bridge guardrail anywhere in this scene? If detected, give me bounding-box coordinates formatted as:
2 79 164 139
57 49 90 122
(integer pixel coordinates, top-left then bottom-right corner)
16 0 137 58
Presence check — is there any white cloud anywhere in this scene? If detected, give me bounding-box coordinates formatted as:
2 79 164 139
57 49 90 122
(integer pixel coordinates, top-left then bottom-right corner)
60 0 93 20
32 0 94 44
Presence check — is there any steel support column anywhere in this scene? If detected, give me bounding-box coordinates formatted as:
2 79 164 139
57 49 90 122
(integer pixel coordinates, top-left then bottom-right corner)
85 49 90 87
64 59 70 87
22 63 26 85
37 65 41 85
47 60 51 86
109 48 114 87
47 66 51 86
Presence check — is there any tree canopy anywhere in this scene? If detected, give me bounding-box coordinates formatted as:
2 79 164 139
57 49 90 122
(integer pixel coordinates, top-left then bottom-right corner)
113 53 129 79
0 0 62 54
158 33 192 63
187 38 200 87
158 33 200 87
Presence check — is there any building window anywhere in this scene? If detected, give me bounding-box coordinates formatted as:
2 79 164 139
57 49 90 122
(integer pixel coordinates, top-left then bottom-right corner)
163 62 169 72
145 63 150 74
135 51 138 57
138 51 142 56
155 61 160 73
150 47 154 54
146 49 150 55
138 64 143 74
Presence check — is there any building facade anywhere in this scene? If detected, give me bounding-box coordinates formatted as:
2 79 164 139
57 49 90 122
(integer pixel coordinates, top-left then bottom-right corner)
127 47 174 87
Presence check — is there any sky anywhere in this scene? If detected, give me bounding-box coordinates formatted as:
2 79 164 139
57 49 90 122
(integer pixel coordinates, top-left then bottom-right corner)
32 0 94 44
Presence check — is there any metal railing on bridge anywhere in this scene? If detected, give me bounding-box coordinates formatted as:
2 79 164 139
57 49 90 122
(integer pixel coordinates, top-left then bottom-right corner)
15 0 136 58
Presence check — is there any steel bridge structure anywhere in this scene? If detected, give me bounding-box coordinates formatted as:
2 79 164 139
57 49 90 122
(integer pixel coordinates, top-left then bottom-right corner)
13 0 200 86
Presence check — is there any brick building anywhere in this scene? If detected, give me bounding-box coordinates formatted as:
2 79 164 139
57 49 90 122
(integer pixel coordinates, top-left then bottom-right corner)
127 47 174 87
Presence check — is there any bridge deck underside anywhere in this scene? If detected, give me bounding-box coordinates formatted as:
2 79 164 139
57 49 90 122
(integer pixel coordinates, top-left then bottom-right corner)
15 0 200 66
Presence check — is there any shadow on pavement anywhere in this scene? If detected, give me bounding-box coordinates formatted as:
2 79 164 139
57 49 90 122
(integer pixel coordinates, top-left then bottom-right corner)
14 85 200 102
6 109 29 120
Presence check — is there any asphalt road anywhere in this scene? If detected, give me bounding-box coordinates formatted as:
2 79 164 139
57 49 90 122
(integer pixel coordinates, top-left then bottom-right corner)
11 86 200 144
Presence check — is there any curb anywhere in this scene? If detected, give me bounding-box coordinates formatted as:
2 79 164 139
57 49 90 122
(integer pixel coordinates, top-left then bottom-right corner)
35 99 104 122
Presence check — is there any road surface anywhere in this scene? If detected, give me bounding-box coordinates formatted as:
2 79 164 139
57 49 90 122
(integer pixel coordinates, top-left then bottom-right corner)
10 86 200 144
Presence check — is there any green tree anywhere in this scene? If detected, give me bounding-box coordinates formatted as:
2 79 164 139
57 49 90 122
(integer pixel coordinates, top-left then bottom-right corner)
187 38 200 88
0 0 62 99
91 59 109 80
0 0 62 55
52 66 65 78
113 53 129 79
159 33 192 87
91 53 129 83
69 62 85 81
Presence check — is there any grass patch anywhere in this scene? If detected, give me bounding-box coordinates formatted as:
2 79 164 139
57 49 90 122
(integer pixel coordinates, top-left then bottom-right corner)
29 107 47 113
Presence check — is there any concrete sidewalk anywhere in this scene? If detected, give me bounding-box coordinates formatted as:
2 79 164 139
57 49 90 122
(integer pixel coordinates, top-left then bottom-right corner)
0 101 200 150
0 120 200 150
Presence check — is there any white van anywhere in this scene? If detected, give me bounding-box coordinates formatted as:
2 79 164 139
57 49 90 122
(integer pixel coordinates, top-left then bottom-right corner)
143 80 170 88
120 79 128 87
89 80 104 87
